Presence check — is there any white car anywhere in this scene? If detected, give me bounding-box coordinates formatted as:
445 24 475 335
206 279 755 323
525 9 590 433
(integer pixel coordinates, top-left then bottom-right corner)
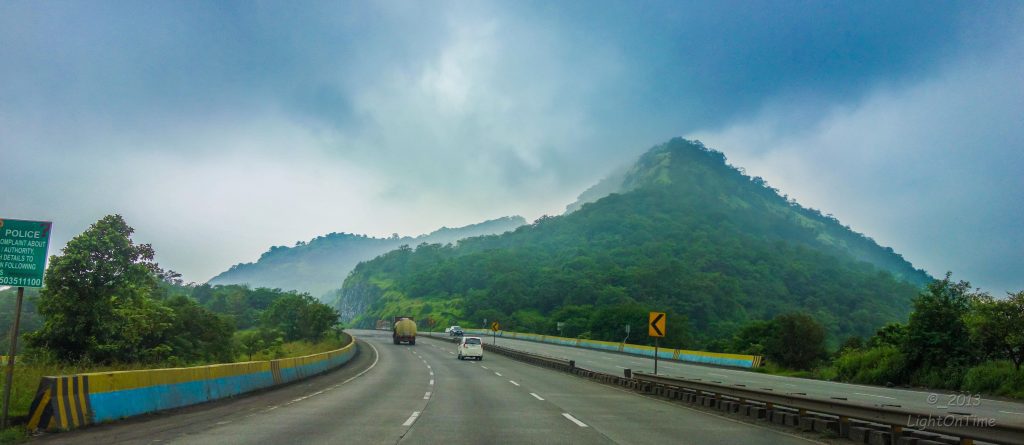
457 336 483 360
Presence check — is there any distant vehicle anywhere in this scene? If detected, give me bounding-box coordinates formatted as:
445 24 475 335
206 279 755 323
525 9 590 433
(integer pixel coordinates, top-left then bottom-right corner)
444 326 451 334
393 316 417 345
457 336 483 360
449 325 464 336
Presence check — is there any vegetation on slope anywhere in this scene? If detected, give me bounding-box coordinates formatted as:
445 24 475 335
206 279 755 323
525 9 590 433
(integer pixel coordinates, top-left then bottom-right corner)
338 139 928 348
208 216 525 298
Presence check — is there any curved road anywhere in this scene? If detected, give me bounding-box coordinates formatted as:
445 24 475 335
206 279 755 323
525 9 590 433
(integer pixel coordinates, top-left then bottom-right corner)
32 330 822 444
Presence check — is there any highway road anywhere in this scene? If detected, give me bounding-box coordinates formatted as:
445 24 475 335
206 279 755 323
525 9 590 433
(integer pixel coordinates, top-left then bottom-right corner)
32 330 825 444
450 331 1024 429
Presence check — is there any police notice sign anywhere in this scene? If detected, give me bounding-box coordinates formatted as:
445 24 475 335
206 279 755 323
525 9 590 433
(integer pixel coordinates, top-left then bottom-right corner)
0 219 52 288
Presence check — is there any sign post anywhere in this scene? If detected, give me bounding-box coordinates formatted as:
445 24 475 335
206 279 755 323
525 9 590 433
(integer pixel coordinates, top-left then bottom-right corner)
0 218 53 428
490 321 500 345
648 312 666 375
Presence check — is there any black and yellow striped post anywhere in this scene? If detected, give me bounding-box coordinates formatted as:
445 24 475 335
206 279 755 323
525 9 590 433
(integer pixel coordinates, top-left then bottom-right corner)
26 376 92 431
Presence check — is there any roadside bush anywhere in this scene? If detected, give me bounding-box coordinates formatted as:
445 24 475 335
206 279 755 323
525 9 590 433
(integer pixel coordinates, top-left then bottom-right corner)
910 366 965 390
962 361 1024 398
833 346 907 385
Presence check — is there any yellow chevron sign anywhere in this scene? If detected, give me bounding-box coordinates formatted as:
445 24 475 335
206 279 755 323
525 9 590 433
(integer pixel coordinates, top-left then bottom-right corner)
649 312 666 338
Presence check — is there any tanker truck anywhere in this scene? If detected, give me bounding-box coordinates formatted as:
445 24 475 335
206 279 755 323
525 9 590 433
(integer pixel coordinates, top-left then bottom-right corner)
393 316 417 345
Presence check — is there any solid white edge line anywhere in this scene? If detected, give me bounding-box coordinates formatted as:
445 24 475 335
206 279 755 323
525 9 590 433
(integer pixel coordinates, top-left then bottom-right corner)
341 341 381 385
561 413 588 427
530 393 544 401
402 411 420 426
287 339 380 407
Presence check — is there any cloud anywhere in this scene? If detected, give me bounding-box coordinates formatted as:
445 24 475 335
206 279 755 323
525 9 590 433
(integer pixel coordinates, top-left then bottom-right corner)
2 1 1021 289
694 29 1024 293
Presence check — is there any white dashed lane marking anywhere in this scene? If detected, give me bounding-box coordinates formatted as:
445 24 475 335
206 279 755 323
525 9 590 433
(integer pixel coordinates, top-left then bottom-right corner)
562 413 588 427
402 411 420 427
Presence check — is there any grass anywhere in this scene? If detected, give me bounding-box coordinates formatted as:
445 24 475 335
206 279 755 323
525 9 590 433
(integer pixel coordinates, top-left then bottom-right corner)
239 334 350 362
0 426 27 445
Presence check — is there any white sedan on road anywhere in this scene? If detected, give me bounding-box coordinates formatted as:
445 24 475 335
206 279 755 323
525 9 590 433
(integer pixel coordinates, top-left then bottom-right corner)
457 336 483 360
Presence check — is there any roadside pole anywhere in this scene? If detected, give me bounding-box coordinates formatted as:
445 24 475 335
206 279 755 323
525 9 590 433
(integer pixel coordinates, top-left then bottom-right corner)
0 218 53 429
654 337 659 375
648 311 666 376
1 287 24 428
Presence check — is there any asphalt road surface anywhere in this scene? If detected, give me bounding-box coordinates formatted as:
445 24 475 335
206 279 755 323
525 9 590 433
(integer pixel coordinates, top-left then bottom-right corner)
32 330 824 444
448 331 1024 429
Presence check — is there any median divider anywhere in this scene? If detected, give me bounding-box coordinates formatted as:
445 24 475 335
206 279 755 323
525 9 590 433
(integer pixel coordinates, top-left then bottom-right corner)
462 328 763 368
435 332 1023 445
26 335 359 431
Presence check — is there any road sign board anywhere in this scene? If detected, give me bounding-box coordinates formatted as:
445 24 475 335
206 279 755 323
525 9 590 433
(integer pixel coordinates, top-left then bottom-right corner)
648 312 666 337
491 321 500 332
0 219 52 288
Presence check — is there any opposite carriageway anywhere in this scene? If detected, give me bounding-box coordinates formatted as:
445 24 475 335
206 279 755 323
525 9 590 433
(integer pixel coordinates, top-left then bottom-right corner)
442 330 1024 445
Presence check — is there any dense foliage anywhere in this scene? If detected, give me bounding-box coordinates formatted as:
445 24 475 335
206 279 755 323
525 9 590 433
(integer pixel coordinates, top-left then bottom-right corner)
337 139 926 348
0 287 42 352
25 215 232 364
261 293 339 342
209 216 525 298
727 312 827 370
822 274 1024 397
24 215 340 365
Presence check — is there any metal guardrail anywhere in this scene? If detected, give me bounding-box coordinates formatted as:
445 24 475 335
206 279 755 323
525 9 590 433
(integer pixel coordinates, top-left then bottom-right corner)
421 333 1023 445
633 372 1022 445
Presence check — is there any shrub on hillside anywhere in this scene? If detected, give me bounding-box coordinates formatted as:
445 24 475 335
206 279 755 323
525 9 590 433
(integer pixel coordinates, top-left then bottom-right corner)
833 346 907 385
962 361 1024 398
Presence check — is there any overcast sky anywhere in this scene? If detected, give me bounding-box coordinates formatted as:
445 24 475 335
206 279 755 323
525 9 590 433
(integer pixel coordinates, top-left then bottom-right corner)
1 1 1021 292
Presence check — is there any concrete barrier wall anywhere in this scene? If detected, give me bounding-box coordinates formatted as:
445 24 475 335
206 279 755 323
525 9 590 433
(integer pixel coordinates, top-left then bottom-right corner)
464 329 763 368
27 336 358 431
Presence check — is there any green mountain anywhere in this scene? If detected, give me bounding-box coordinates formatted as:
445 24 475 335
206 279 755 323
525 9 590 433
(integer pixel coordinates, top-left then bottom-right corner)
336 138 929 346
208 216 526 299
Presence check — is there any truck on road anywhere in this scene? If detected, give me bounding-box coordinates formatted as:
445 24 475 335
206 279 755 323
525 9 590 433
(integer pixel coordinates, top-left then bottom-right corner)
393 316 417 345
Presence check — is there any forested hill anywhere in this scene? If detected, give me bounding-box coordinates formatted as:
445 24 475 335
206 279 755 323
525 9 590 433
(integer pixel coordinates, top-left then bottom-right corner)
565 141 931 286
337 138 930 347
208 216 525 299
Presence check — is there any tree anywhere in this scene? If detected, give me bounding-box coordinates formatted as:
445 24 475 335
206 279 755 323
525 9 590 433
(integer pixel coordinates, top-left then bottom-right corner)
837 336 865 353
868 323 907 348
970 291 1024 370
763 312 827 370
261 293 339 342
903 273 977 372
729 319 773 356
163 296 235 363
28 214 165 363
237 330 267 361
